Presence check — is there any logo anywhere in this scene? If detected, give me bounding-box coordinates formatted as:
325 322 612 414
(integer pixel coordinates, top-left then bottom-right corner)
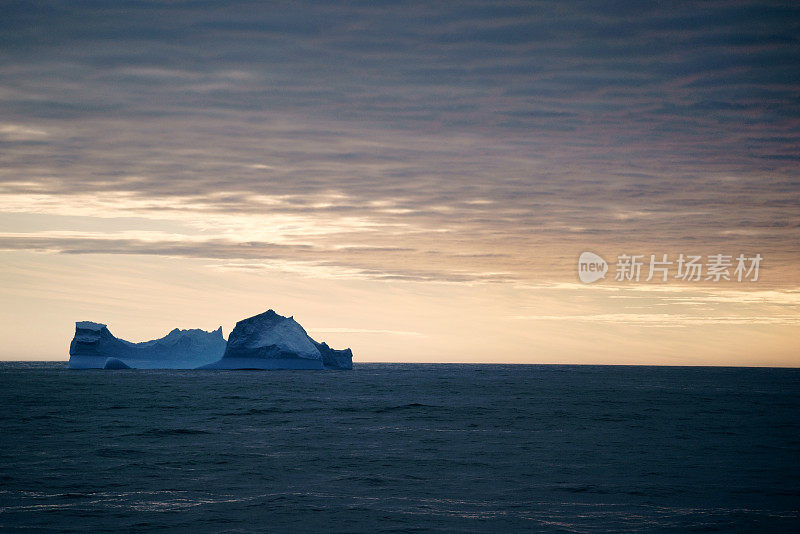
578 252 608 284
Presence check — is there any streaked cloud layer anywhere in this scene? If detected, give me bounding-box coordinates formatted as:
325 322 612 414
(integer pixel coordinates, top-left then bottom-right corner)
0 1 798 363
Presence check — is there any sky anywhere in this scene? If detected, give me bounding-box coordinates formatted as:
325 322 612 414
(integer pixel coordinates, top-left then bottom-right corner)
1 0 798 365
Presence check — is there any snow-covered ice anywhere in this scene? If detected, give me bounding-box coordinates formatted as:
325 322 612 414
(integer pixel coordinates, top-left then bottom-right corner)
68 322 227 369
201 309 354 370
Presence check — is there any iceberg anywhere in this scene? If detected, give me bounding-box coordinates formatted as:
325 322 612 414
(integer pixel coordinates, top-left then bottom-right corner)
67 310 354 370
68 321 226 369
200 309 354 370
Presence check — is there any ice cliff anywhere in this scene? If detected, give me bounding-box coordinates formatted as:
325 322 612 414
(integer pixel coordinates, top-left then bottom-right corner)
68 321 226 369
200 310 354 370
67 310 354 370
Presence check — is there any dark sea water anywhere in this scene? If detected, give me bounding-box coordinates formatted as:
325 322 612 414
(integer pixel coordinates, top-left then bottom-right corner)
1 363 799 533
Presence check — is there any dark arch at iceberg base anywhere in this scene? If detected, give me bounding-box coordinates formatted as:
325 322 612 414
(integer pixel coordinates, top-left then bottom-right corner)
67 309 353 370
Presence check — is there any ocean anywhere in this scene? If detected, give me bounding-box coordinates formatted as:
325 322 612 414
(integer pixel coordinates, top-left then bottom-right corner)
1 362 798 532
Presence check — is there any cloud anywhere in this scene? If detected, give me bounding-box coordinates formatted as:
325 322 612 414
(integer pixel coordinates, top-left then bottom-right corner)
0 123 48 140
511 313 800 327
308 328 424 337
0 1 798 286
0 231 516 283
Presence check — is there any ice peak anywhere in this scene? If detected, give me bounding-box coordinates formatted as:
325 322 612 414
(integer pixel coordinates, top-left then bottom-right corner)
237 309 287 326
76 321 106 331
